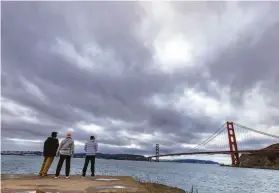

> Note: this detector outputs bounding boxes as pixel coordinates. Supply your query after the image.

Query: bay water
[1,155,278,193]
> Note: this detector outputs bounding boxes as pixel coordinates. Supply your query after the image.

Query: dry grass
[94,181,197,193]
[139,181,186,193]
[137,179,198,193]
[272,163,279,169]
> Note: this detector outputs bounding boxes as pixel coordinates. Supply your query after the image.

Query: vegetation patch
[137,179,198,193]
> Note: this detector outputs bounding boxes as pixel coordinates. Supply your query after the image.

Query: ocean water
[1,155,278,193]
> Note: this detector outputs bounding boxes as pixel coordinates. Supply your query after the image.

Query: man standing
[39,131,59,177]
[55,132,75,179]
[82,136,98,177]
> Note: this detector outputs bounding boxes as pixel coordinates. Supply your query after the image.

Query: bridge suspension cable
[189,123,226,151]
[150,121,279,163]
[235,123,279,139]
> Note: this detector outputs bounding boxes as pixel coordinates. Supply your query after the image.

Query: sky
[1,1,279,164]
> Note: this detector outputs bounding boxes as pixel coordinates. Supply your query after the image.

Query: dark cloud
[1,1,279,162]
[1,120,56,139]
[208,22,279,93]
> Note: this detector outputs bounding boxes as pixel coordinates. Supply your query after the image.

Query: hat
[66,132,72,137]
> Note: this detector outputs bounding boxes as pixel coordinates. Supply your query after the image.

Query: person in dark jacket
[39,131,59,176]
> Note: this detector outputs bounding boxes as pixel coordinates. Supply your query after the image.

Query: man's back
[82,136,98,177]
[85,139,98,156]
[44,137,59,157]
[58,137,75,156]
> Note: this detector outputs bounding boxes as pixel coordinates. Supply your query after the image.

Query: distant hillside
[162,159,219,165]
[75,153,148,161]
[1,151,149,161]
[1,151,220,164]
[1,151,42,156]
[239,143,279,169]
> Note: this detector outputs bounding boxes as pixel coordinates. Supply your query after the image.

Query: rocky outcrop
[239,143,279,169]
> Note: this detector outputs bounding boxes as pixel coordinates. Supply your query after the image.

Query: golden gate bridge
[148,122,279,166]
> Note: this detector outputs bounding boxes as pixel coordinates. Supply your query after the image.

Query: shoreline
[1,154,149,162]
[1,174,188,193]
[1,154,219,165]
[220,164,279,170]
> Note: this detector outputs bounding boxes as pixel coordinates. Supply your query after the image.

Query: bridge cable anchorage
[189,123,226,151]
[235,123,279,139]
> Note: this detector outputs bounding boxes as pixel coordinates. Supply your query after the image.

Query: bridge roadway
[148,149,279,158]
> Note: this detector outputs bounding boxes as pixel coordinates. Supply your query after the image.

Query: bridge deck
[148,149,279,158]
[1,174,149,193]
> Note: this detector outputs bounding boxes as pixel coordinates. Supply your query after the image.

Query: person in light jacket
[54,132,75,179]
[82,136,98,177]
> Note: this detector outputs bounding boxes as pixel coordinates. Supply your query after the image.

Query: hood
[65,137,73,141]
[61,137,74,147]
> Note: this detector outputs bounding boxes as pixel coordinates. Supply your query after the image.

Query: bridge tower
[155,144,160,162]
[226,122,239,166]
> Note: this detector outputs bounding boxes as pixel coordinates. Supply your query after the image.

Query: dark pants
[55,155,71,177]
[82,155,96,176]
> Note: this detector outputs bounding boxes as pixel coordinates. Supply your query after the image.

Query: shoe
[65,176,70,179]
[81,176,85,178]
[54,176,59,179]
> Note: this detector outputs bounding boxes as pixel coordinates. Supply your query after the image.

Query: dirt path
[1,174,150,193]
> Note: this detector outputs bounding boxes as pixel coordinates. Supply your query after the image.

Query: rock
[239,143,279,169]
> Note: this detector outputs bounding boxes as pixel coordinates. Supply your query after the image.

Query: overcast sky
[1,1,279,164]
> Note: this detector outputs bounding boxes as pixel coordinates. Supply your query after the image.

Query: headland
[1,174,186,193]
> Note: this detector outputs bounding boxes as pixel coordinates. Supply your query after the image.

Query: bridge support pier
[155,144,159,162]
[226,122,239,166]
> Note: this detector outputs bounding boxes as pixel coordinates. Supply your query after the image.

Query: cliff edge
[1,174,187,193]
[239,143,279,169]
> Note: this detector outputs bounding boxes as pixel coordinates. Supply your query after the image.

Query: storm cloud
[1,1,279,163]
